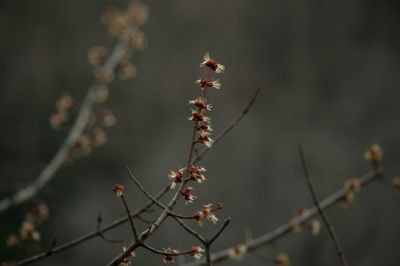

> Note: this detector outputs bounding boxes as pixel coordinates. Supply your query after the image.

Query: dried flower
[200,53,225,74]
[198,131,214,148]
[88,46,108,66]
[20,221,41,241]
[163,248,177,264]
[189,97,212,111]
[190,246,205,260]
[345,179,361,193]
[228,245,247,260]
[364,143,383,166]
[275,253,290,266]
[112,184,124,197]
[194,211,204,227]
[203,204,218,224]
[189,165,207,184]
[308,219,321,236]
[168,169,184,190]
[182,187,196,204]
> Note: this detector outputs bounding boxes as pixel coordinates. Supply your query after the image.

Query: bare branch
[298,144,348,266]
[97,212,123,244]
[120,195,138,240]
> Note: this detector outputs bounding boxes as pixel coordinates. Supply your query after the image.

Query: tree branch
[183,167,384,266]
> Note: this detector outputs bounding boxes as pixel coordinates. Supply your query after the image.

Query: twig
[204,219,230,266]
[183,167,384,266]
[97,212,123,243]
[298,144,349,266]
[0,35,130,214]
[120,195,138,240]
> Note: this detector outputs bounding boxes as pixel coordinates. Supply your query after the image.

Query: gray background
[1,0,399,265]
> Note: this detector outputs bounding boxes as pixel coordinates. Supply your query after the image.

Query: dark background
[1,0,400,265]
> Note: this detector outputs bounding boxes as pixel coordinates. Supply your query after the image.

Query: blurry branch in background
[298,144,348,266]
[0,2,148,215]
[6,86,261,266]
[183,167,384,266]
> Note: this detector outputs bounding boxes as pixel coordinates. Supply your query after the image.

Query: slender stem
[298,144,349,266]
[120,195,138,240]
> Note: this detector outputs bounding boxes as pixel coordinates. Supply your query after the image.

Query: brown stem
[298,144,349,266]
[120,195,138,240]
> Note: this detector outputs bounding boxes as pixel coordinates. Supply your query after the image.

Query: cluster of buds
[168,168,184,190]
[194,203,223,226]
[275,253,290,266]
[228,245,247,260]
[188,53,225,149]
[112,184,124,198]
[120,245,136,266]
[163,248,178,264]
[189,165,207,184]
[190,246,205,260]
[182,187,197,204]
[363,143,383,166]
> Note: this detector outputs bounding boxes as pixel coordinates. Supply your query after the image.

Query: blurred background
[1,0,400,265]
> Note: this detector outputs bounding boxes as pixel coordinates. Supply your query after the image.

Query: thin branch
[193,87,261,164]
[208,218,230,244]
[0,35,130,214]
[120,195,138,240]
[97,212,123,244]
[183,167,384,266]
[298,144,349,266]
